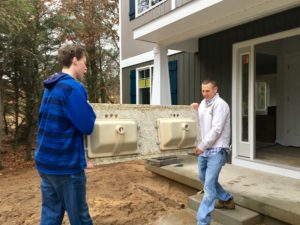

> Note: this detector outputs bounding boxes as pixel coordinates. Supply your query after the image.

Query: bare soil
[0,148,197,225]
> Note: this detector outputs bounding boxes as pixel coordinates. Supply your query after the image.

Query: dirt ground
[0,148,197,225]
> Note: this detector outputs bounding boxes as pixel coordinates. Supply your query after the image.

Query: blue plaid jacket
[34,73,96,175]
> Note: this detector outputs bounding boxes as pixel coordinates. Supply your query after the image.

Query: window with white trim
[136,65,153,104]
[136,0,166,17]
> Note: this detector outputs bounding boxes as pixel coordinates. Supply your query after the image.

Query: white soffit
[133,0,300,46]
[120,50,181,68]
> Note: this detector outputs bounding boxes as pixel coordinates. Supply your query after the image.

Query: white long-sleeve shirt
[197,94,230,152]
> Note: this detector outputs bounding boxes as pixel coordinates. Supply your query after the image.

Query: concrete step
[188,194,263,225]
[145,155,300,224]
[153,208,222,225]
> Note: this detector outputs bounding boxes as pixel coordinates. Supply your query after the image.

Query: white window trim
[136,65,154,104]
[135,0,167,18]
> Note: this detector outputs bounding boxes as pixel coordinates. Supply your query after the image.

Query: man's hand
[195,147,203,156]
[86,160,94,169]
[190,102,199,110]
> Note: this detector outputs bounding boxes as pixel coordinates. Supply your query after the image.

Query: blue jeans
[197,149,232,225]
[39,171,93,225]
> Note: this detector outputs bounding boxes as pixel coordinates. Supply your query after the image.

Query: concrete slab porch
[145,155,300,225]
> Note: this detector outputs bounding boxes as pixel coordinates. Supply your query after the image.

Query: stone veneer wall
[87,104,201,165]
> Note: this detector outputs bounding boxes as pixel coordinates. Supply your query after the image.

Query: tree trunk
[86,45,99,103]
[13,74,20,149]
[100,74,107,103]
[3,108,8,136]
[24,3,40,161]
[24,91,35,161]
[0,75,4,170]
[98,51,107,103]
[24,123,34,161]
[24,41,40,161]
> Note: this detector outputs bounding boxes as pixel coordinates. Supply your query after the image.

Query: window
[136,65,153,104]
[136,0,166,17]
[241,54,249,142]
[255,81,268,115]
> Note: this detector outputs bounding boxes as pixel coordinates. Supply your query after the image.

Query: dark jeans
[39,171,93,225]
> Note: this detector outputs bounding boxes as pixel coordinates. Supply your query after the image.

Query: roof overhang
[133,0,300,47]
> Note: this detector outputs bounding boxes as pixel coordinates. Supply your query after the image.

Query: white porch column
[151,44,171,105]
[171,0,176,10]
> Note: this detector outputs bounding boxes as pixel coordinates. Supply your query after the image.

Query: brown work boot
[215,198,235,209]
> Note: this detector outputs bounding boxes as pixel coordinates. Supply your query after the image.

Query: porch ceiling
[133,0,300,47]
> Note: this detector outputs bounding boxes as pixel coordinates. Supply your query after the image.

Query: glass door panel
[233,45,255,159]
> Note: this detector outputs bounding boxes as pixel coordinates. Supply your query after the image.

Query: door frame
[231,27,300,179]
[232,46,255,160]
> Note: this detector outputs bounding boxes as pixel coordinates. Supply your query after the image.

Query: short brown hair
[202,79,218,87]
[58,44,86,68]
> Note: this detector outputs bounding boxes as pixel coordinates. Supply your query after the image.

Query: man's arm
[65,88,96,135]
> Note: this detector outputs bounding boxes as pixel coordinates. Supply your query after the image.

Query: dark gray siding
[122,52,199,105]
[198,6,300,105]
[168,52,200,104]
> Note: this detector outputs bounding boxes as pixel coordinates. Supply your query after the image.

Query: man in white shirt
[191,79,235,225]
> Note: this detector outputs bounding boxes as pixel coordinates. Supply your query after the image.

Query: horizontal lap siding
[175,0,193,8]
[131,0,172,29]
